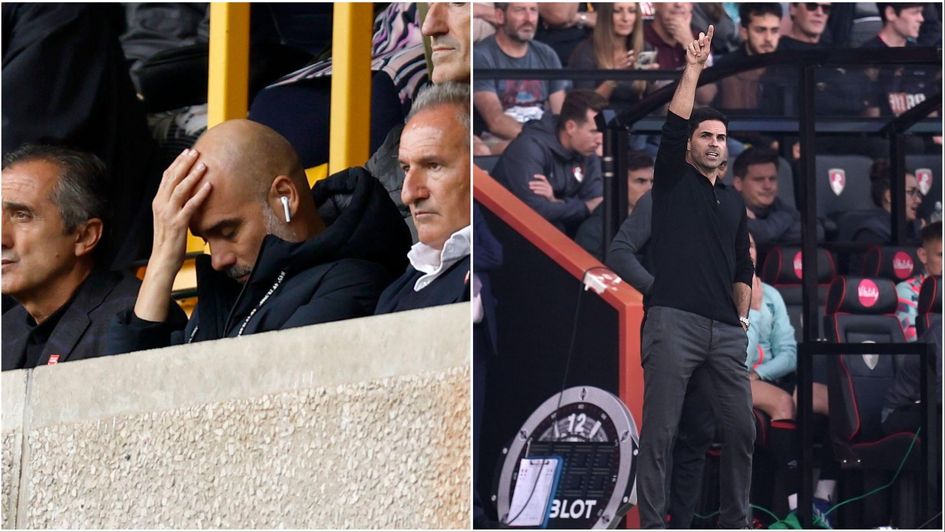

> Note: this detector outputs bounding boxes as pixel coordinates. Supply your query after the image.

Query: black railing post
[889,132,906,245]
[602,124,617,262]
[796,63,819,530]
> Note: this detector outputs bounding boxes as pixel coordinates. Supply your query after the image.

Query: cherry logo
[892,251,914,279]
[793,252,803,279]
[857,279,880,308]
[915,168,933,196]
[828,168,845,196]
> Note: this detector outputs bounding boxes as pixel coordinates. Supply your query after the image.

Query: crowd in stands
[475,3,941,528]
[3,3,472,371]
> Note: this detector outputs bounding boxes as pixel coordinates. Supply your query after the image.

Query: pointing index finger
[706,24,715,44]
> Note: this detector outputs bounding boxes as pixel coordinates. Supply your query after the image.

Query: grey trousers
[637,306,755,529]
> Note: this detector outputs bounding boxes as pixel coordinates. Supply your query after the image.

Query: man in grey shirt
[473,2,570,153]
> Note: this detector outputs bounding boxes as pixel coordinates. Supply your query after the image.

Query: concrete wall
[2,304,470,529]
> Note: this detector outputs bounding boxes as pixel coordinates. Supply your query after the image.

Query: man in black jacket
[636,25,755,529]
[490,89,605,237]
[375,82,471,313]
[2,145,186,370]
[109,120,409,351]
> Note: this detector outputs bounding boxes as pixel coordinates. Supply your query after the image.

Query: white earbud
[280,196,292,223]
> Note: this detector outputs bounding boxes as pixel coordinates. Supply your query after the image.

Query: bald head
[187,120,323,280]
[194,119,308,197]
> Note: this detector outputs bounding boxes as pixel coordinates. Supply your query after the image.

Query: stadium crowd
[3,3,472,369]
[474,2,941,529]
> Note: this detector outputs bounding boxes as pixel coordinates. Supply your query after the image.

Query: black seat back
[825,276,904,443]
[860,245,923,283]
[761,246,837,341]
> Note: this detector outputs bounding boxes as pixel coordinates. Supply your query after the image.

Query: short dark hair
[687,107,729,139]
[732,146,779,179]
[869,159,891,208]
[557,89,607,133]
[738,3,783,28]
[627,151,654,172]
[2,144,110,232]
[876,3,925,23]
[494,3,508,11]
[921,220,942,245]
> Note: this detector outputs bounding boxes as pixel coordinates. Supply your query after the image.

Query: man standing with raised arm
[636,25,755,529]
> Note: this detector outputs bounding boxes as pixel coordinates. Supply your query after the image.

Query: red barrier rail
[474,167,645,528]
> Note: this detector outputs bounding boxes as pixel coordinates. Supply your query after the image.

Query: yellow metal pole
[185,1,250,255]
[207,2,250,127]
[329,3,373,174]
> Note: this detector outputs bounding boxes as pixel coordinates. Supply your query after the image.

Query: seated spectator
[3,3,160,269]
[535,3,595,65]
[643,2,716,103]
[732,146,824,246]
[568,2,654,109]
[473,2,570,154]
[779,2,832,50]
[376,83,471,313]
[896,221,942,342]
[366,1,472,240]
[882,324,943,435]
[575,151,653,260]
[491,89,604,237]
[714,3,785,117]
[1,145,186,370]
[109,120,407,351]
[850,159,925,244]
[862,4,933,117]
[744,232,836,528]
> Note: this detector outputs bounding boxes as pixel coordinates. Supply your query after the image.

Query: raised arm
[667,25,714,120]
[135,149,212,322]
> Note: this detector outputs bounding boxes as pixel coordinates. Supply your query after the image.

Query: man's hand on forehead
[150,148,213,269]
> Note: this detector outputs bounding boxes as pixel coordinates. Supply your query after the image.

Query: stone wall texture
[2,304,471,529]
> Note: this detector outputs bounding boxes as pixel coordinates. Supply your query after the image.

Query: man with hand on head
[636,25,755,529]
[110,120,406,350]
[375,82,471,313]
[2,145,186,370]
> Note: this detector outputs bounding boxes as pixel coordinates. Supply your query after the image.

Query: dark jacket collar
[2,269,119,367]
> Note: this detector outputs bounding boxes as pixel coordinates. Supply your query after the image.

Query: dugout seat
[906,154,942,221]
[824,276,919,471]
[815,155,874,227]
[761,246,837,342]
[916,276,941,338]
[860,246,923,283]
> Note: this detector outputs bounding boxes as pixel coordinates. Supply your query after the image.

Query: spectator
[109,120,408,351]
[535,3,596,65]
[490,89,604,237]
[474,2,569,155]
[1,145,186,370]
[850,159,925,244]
[732,146,824,246]
[365,2,472,241]
[882,326,943,435]
[714,3,785,116]
[779,2,831,49]
[862,4,935,118]
[376,83,472,313]
[575,151,653,259]
[568,3,654,108]
[896,221,942,342]
[643,2,717,103]
[2,4,161,269]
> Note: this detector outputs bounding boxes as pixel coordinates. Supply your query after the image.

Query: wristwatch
[739,316,750,330]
